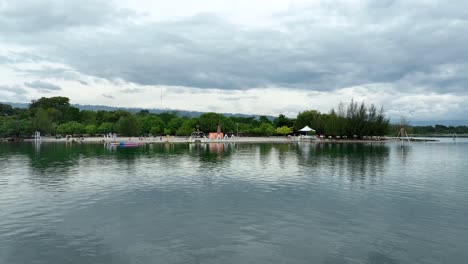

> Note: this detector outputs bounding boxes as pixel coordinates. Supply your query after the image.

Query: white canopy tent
[299,126,316,137]
[299,126,315,132]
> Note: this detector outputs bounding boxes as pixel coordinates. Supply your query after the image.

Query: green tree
[150,126,162,135]
[273,114,293,128]
[136,110,150,116]
[140,115,164,135]
[97,122,114,134]
[295,110,324,134]
[0,118,32,137]
[198,112,223,133]
[167,117,185,134]
[275,126,293,135]
[31,108,53,134]
[85,124,98,135]
[57,121,85,136]
[30,96,71,110]
[116,115,141,136]
[28,97,82,124]
[259,116,272,125]
[0,103,16,116]
[46,107,63,124]
[252,123,275,136]
[80,110,97,125]
[176,119,195,136]
[158,111,178,125]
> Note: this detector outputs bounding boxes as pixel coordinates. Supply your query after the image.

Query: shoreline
[3,136,436,144]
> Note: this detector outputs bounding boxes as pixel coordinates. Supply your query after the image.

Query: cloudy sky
[1,0,467,121]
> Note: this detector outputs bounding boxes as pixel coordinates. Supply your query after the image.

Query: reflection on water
[1,141,468,264]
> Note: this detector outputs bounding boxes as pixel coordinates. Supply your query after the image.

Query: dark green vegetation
[0,96,392,137]
[405,125,468,136]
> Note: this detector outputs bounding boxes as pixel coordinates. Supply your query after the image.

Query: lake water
[1,140,467,264]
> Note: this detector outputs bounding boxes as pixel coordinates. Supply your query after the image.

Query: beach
[20,136,393,144]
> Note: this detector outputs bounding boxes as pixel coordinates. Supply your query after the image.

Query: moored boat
[108,142,144,147]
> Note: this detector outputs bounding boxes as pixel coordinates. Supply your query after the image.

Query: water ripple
[1,142,467,263]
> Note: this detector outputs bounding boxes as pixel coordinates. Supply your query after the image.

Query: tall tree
[31,108,53,134]
[273,114,293,128]
[116,115,142,136]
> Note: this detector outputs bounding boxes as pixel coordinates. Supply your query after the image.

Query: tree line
[1,96,393,138]
[401,124,468,135]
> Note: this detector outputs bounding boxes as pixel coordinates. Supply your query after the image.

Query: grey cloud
[102,94,115,99]
[0,0,133,34]
[167,87,212,95]
[120,88,144,93]
[17,67,82,81]
[0,55,14,64]
[0,51,47,65]
[0,85,29,102]
[79,80,89,86]
[0,85,28,95]
[24,80,61,92]
[221,95,259,101]
[2,0,468,97]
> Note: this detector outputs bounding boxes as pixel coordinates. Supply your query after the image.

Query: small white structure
[299,126,315,133]
[299,126,316,139]
[34,131,41,142]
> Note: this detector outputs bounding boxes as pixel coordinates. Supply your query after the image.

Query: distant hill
[1,102,29,109]
[407,120,468,127]
[1,101,274,120]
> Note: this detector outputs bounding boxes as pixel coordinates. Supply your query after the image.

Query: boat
[190,131,205,143]
[108,142,144,147]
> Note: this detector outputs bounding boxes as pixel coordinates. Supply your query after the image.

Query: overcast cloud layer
[0,0,467,121]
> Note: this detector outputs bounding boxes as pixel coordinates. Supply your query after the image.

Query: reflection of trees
[4,143,144,187]
[273,143,296,169]
[258,144,273,167]
[27,143,110,186]
[296,143,390,185]
[187,143,235,164]
[2,142,392,188]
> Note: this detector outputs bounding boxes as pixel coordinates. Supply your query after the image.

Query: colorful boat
[108,142,144,147]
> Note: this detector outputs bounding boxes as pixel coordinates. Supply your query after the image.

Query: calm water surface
[1,140,467,264]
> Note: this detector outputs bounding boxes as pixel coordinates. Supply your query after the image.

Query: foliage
[273,114,293,128]
[0,117,32,137]
[31,108,53,134]
[176,119,195,136]
[57,121,86,135]
[198,112,223,133]
[251,123,275,136]
[97,122,114,134]
[141,116,164,135]
[276,126,293,135]
[1,96,396,138]
[85,124,98,135]
[30,96,71,110]
[116,115,142,136]
[295,110,323,134]
[0,103,16,116]
[410,124,468,135]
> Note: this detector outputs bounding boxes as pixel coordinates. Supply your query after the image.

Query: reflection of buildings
[209,143,224,154]
[189,142,227,154]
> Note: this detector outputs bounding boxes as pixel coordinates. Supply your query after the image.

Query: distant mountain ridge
[1,101,274,120]
[407,120,468,127]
